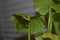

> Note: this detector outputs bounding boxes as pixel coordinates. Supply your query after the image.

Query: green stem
[28,23,30,40]
[48,0,52,32]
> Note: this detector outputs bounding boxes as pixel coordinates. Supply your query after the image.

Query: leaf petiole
[48,0,52,32]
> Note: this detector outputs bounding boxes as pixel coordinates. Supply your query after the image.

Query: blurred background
[0,0,34,40]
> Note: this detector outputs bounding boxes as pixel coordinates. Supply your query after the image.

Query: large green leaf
[29,16,46,34]
[10,14,29,32]
[33,0,60,15]
[33,0,49,15]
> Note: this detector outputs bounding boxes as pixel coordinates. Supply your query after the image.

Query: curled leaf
[10,14,29,32]
[42,33,60,40]
[35,35,43,40]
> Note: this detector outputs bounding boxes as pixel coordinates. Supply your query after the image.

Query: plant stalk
[48,0,52,32]
[28,23,30,40]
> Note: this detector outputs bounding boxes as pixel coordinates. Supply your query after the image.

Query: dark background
[0,0,34,40]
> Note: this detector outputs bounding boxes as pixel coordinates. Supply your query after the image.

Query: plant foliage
[10,0,60,40]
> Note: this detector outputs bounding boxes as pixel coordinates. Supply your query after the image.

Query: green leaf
[33,0,60,15]
[55,4,60,13]
[53,0,60,4]
[42,32,60,40]
[33,0,49,15]
[29,16,46,34]
[10,14,46,34]
[35,32,60,40]
[53,13,60,22]
[52,0,60,13]
[53,22,60,37]
[52,4,60,13]
[35,35,43,40]
[53,13,60,37]
[10,14,30,32]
